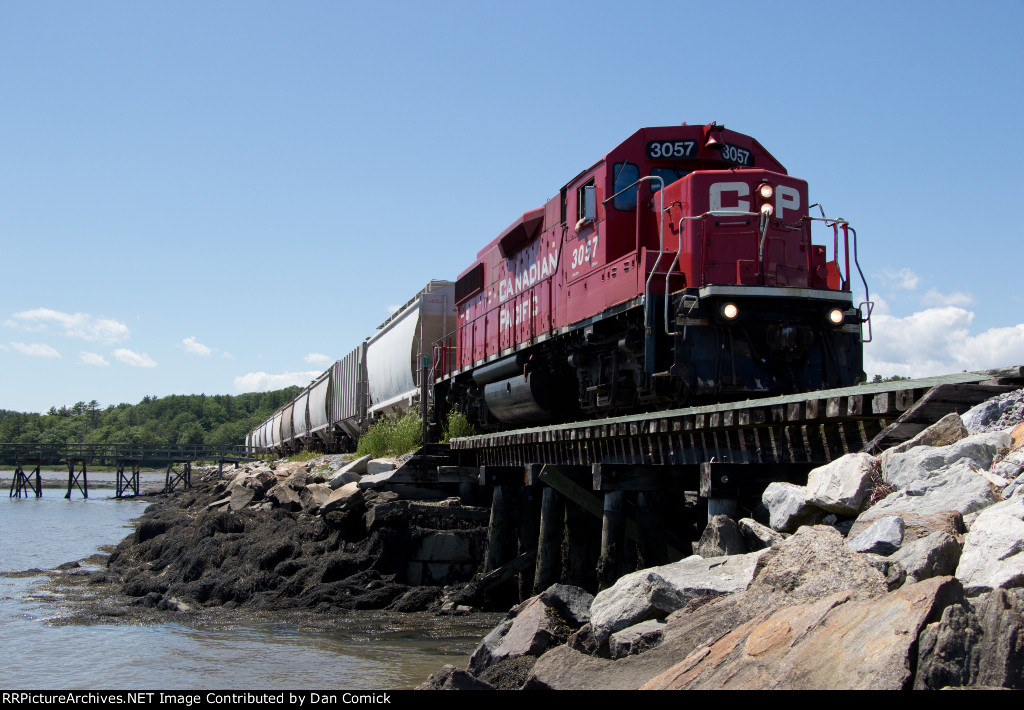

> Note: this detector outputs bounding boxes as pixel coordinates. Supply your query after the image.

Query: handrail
[0,443,258,465]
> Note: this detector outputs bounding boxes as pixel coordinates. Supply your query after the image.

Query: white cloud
[221,351,235,360]
[234,370,321,392]
[303,352,332,365]
[7,308,130,344]
[181,336,213,357]
[80,351,110,366]
[113,348,157,368]
[10,342,61,358]
[921,288,975,308]
[386,304,401,314]
[864,306,1024,378]
[879,268,920,291]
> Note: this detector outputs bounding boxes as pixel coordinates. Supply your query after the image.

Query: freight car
[248,122,869,452]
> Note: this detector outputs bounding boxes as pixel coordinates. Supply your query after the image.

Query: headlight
[760,203,774,215]
[758,183,774,199]
[827,308,845,325]
[721,303,739,320]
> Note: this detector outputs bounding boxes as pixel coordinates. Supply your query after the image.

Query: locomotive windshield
[650,167,690,193]
[612,162,691,210]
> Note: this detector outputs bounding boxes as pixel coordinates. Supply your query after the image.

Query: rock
[880,412,969,463]
[589,549,768,643]
[319,482,363,515]
[889,531,962,584]
[848,510,965,544]
[537,583,594,627]
[962,388,1024,433]
[640,577,963,689]
[993,448,1024,494]
[366,459,397,475]
[860,554,907,591]
[338,455,372,476]
[266,484,302,511]
[737,518,786,551]
[228,484,256,511]
[915,588,1024,688]
[805,453,877,515]
[745,526,888,610]
[883,431,1013,491]
[475,656,537,690]
[299,483,334,513]
[956,496,1024,596]
[565,623,601,656]
[327,470,362,489]
[762,482,827,532]
[696,515,748,557]
[358,471,395,489]
[609,619,666,659]
[415,664,495,690]
[846,515,905,556]
[284,468,310,491]
[855,460,999,526]
[467,587,586,675]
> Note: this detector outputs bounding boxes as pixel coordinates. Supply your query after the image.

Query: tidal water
[0,472,496,690]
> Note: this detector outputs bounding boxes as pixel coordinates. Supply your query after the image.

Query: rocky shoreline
[420,388,1024,689]
[86,454,497,615]
[51,387,1024,689]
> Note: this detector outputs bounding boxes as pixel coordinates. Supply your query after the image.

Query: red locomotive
[434,122,869,428]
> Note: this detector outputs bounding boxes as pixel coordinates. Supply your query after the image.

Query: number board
[646,140,697,160]
[719,143,753,166]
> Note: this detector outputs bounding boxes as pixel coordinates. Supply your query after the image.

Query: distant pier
[2,444,261,499]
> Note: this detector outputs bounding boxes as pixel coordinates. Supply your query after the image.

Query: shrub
[355,412,423,458]
[442,410,476,442]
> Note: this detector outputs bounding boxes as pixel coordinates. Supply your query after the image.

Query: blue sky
[2,0,1022,413]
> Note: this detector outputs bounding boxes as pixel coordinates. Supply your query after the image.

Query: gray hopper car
[247,280,455,455]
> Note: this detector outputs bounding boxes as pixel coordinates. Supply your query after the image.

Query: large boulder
[879,412,969,464]
[762,482,827,532]
[416,665,495,690]
[590,550,768,643]
[962,388,1024,433]
[915,587,1024,688]
[805,453,877,516]
[640,577,963,690]
[883,431,1012,490]
[855,460,999,527]
[889,531,962,585]
[846,516,905,556]
[847,510,965,544]
[467,584,593,676]
[744,526,888,611]
[737,518,786,551]
[955,496,1024,596]
[696,515,748,557]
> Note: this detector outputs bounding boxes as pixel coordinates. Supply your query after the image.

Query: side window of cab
[612,162,638,210]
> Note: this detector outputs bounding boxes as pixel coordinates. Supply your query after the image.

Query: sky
[1,0,1022,414]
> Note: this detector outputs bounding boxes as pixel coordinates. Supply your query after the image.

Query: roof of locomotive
[464,123,788,271]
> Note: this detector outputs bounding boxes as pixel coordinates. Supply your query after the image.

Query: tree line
[0,388,300,447]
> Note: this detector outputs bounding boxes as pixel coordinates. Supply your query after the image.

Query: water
[0,473,496,690]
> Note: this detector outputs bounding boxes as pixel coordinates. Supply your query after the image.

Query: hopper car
[249,123,870,454]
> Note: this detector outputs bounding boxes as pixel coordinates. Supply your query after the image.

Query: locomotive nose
[766,324,814,360]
